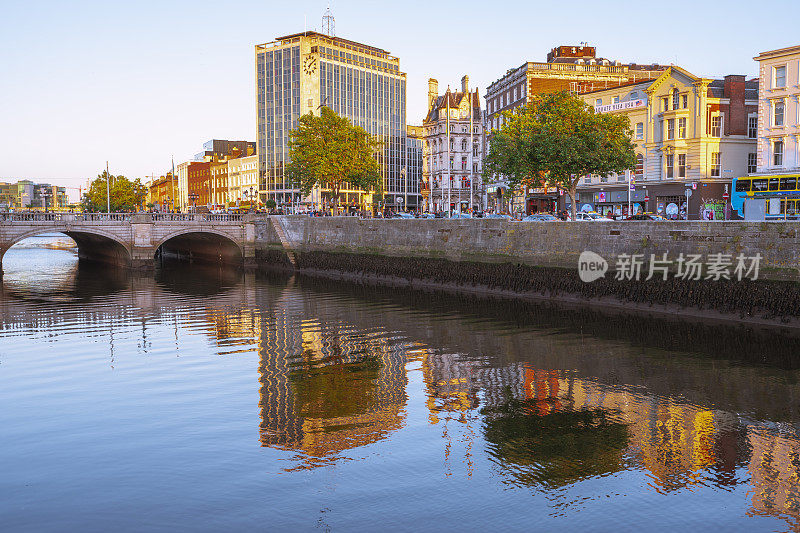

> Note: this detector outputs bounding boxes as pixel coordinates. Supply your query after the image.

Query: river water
[2,235,800,532]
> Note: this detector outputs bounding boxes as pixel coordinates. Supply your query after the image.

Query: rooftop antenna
[322,3,335,37]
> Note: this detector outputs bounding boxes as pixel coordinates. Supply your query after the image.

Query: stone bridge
[0,213,261,270]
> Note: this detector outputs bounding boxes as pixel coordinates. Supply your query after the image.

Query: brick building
[484,45,667,214]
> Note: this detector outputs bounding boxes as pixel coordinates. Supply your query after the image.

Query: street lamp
[188,192,199,213]
[40,188,52,213]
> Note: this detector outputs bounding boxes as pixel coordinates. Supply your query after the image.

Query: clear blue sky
[2,0,798,198]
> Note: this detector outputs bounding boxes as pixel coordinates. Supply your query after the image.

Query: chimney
[723,74,746,136]
[461,75,469,94]
[428,78,439,111]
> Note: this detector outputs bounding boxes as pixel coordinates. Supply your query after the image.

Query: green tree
[483,92,636,220]
[286,107,382,209]
[81,171,148,212]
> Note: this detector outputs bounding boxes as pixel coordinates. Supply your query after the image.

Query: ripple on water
[1,237,800,532]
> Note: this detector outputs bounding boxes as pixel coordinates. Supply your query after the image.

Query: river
[2,235,800,532]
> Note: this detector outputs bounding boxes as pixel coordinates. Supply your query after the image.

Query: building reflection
[420,349,800,528]
[2,259,800,528]
[257,303,407,468]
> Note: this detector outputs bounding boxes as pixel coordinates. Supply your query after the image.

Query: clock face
[303,56,317,75]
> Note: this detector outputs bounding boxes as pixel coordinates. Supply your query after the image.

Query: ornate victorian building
[422,76,484,213]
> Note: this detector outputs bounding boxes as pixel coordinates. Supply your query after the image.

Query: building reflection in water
[256,294,407,470]
[3,253,800,528]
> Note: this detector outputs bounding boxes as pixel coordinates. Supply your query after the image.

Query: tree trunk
[570,184,578,221]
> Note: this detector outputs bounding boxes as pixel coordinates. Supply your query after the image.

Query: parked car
[623,213,665,221]
[573,212,611,221]
[416,213,436,219]
[484,213,512,220]
[522,214,560,222]
[448,212,472,219]
[392,212,415,219]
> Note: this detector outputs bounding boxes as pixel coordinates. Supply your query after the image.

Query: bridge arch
[1,228,131,269]
[155,229,243,266]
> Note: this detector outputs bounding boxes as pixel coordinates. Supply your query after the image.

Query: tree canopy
[81,171,147,212]
[286,107,382,205]
[483,91,636,218]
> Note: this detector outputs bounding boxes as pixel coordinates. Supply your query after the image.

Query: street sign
[723,192,730,200]
[645,195,650,202]
[396,196,403,204]
[692,183,697,190]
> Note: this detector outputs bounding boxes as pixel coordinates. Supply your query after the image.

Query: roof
[754,44,800,61]
[424,89,482,123]
[706,79,759,99]
[271,31,392,57]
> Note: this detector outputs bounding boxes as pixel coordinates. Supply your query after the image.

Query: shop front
[640,181,729,220]
[526,188,558,215]
[569,188,647,217]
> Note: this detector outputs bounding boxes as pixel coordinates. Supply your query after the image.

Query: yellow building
[576,66,758,219]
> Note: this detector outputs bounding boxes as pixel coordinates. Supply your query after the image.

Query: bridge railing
[0,212,250,223]
[0,212,65,222]
[148,213,244,222]
[78,213,132,222]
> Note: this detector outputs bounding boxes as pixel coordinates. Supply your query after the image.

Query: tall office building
[255,31,413,211]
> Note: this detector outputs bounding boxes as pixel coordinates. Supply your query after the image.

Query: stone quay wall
[255,217,800,281]
[251,217,800,327]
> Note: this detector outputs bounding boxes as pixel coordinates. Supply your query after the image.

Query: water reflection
[258,313,407,468]
[3,239,800,530]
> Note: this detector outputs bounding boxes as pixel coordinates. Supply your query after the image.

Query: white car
[574,212,611,221]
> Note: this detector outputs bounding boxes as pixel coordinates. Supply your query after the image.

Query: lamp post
[40,188,52,213]
[188,192,199,214]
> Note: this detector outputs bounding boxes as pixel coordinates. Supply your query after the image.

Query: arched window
[672,89,679,110]
[635,154,644,177]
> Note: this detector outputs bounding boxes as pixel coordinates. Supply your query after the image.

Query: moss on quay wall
[274,250,800,324]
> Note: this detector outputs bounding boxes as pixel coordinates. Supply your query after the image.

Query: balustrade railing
[0,212,250,223]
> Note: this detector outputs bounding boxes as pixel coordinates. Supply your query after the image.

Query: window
[681,94,688,109]
[748,116,758,138]
[672,89,679,110]
[710,152,721,176]
[748,153,757,173]
[630,91,638,99]
[461,157,467,170]
[774,140,784,166]
[613,96,619,104]
[775,65,787,88]
[678,154,686,177]
[636,122,644,140]
[780,177,797,190]
[662,97,669,112]
[667,119,675,140]
[752,178,768,191]
[769,177,781,191]
[736,179,752,192]
[678,118,686,139]
[635,154,644,177]
[774,100,785,126]
[710,115,722,137]
[596,98,602,106]
[666,154,674,178]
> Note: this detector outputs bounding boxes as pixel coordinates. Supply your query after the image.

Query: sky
[2,0,799,200]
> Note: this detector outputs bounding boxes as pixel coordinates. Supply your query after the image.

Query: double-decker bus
[732,174,800,220]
